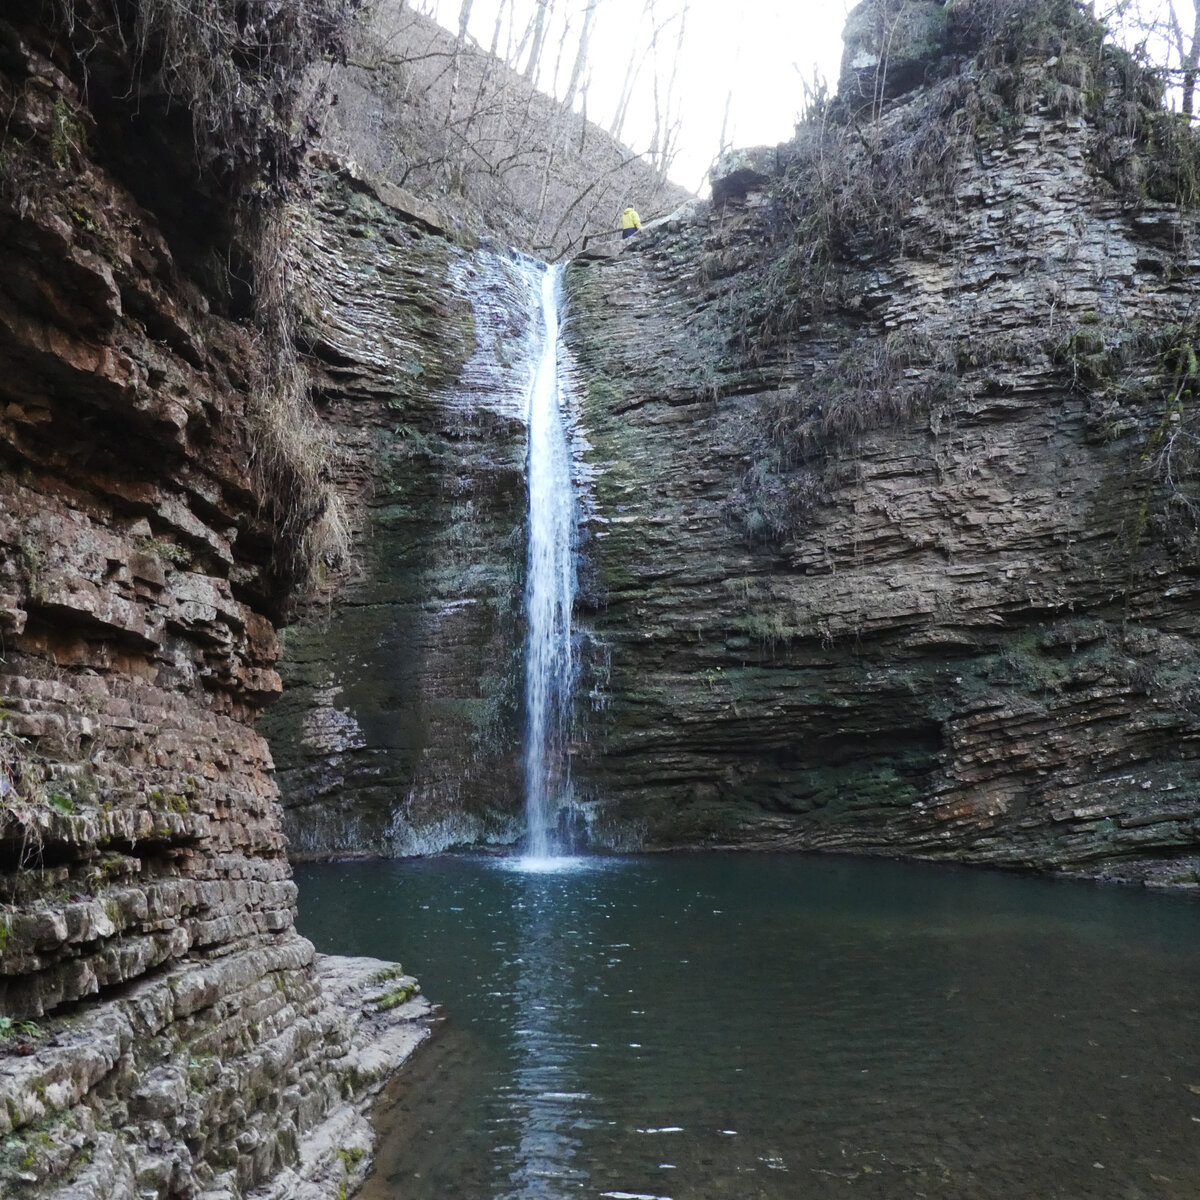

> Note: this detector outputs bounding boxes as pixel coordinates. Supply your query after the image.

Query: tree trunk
[523,0,551,83]
[608,0,654,140]
[489,0,507,56]
[657,1,689,179]
[563,0,598,111]
[445,2,472,137]
[1183,4,1200,116]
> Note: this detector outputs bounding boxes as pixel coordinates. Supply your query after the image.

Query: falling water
[522,261,576,859]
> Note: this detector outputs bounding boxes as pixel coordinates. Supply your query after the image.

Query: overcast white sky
[416,0,1191,194]
[418,0,852,192]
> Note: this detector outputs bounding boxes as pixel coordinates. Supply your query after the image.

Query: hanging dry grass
[41,0,358,600]
[243,206,350,599]
[52,0,357,196]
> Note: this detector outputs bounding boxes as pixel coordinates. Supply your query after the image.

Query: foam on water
[501,854,592,876]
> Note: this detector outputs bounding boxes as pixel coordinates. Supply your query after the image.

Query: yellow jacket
[621,206,642,230]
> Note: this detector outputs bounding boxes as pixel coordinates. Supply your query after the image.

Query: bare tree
[1100,0,1200,117]
[609,0,654,140]
[488,0,508,55]
[447,0,474,131]
[522,0,551,82]
[640,0,689,179]
[1167,0,1200,114]
[656,0,689,178]
[562,0,597,112]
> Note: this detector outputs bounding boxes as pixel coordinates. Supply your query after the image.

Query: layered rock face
[0,10,428,1199]
[260,174,538,856]
[563,7,1200,885]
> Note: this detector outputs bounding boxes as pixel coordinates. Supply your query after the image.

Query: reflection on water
[295,854,1200,1200]
[503,869,586,1197]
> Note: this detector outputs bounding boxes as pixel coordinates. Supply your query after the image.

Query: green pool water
[295,854,1200,1199]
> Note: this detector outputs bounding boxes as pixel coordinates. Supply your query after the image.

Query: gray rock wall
[563,67,1200,886]
[259,174,540,856]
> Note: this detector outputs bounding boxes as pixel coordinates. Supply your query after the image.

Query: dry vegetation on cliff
[53,0,354,195]
[2,0,359,602]
[724,0,1200,546]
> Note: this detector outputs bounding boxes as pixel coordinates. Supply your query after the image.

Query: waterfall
[522,261,576,859]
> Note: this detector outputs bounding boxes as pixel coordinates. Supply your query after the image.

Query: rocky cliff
[262,0,1200,888]
[259,173,537,857]
[563,0,1200,887]
[7,1,1197,1190]
[0,4,430,1197]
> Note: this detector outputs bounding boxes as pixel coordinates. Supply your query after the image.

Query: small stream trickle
[520,261,577,860]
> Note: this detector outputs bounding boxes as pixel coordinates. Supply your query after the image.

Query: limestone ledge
[0,948,431,1200]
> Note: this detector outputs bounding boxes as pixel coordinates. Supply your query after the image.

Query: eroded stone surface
[261,188,537,857]
[563,50,1200,886]
[0,13,431,1199]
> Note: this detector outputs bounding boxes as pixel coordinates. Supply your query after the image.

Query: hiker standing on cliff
[621,206,642,238]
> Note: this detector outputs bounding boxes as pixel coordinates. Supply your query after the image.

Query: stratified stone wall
[564,65,1200,886]
[259,168,535,857]
[0,15,429,1200]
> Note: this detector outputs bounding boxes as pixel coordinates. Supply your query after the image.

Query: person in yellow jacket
[621,206,642,239]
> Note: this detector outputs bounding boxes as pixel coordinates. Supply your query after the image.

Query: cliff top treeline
[314,1,690,257]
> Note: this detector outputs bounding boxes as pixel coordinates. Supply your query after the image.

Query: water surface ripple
[295,854,1200,1199]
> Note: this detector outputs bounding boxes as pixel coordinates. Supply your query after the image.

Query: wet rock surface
[258,172,537,857]
[564,71,1200,886]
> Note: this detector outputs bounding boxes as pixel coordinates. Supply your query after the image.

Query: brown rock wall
[0,13,429,1200]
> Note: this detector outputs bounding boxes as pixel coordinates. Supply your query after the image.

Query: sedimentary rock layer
[259,174,538,856]
[563,27,1200,886]
[0,11,430,1198]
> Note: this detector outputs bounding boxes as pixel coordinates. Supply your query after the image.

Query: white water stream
[521,261,577,859]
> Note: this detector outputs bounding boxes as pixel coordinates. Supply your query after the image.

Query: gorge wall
[0,4,431,1198]
[563,0,1200,887]
[5,0,1200,1192]
[268,0,1200,889]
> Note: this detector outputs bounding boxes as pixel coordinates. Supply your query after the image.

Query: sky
[414,0,1194,195]
[416,0,852,192]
